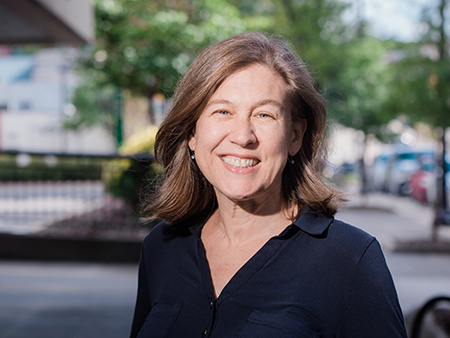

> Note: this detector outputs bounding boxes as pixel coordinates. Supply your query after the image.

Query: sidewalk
[337,191,450,251]
[0,261,138,338]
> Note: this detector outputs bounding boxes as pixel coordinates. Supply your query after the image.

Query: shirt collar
[290,204,334,237]
[189,204,333,239]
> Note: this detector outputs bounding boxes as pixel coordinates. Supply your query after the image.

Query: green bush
[102,125,160,213]
[102,155,158,212]
[0,154,103,181]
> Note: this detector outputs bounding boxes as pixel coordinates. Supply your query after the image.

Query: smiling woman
[141,32,342,223]
[188,64,304,207]
[130,32,408,338]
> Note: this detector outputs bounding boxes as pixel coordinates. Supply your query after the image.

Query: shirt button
[209,301,214,309]
[201,328,208,336]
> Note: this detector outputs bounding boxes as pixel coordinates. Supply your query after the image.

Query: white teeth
[221,156,259,169]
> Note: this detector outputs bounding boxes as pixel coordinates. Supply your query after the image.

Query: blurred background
[1,0,450,337]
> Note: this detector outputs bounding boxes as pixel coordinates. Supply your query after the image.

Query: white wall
[0,112,116,154]
[0,82,60,112]
[0,49,117,154]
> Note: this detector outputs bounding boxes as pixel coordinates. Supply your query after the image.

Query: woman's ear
[188,131,196,151]
[289,119,307,156]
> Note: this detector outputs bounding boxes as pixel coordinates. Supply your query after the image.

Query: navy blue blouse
[130,208,407,338]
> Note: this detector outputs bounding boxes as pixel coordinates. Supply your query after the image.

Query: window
[18,100,32,110]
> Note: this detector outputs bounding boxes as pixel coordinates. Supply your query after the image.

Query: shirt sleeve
[129,244,152,338]
[339,238,408,337]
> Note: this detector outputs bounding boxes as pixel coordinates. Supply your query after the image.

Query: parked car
[370,153,394,192]
[384,149,434,196]
[410,154,436,204]
[410,153,450,205]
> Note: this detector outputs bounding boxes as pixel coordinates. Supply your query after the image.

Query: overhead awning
[0,0,94,45]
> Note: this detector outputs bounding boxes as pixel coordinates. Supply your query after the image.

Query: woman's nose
[229,118,257,147]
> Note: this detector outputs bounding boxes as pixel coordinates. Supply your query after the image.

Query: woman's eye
[257,112,272,118]
[216,110,230,115]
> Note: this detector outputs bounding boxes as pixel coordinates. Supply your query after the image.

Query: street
[0,262,138,338]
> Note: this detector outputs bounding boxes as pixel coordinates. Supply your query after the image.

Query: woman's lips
[221,155,260,169]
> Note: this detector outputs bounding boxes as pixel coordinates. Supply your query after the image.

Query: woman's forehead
[207,64,288,102]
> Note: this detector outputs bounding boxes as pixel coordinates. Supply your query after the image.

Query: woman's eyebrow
[206,98,284,109]
[205,99,233,109]
[252,99,284,110]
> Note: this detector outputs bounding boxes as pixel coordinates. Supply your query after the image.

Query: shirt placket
[195,233,290,337]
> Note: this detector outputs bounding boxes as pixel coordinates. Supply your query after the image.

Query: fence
[0,151,155,241]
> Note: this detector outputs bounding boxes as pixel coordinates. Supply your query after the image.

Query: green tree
[266,0,398,136]
[65,77,116,130]
[385,0,450,230]
[69,0,270,132]
[271,0,350,89]
[332,37,400,193]
[329,37,397,134]
[387,2,450,128]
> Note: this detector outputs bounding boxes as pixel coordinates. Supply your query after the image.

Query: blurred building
[0,49,116,154]
[0,0,93,45]
[0,0,116,154]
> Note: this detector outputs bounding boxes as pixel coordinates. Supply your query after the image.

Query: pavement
[339,192,450,251]
[0,262,138,338]
[1,192,450,337]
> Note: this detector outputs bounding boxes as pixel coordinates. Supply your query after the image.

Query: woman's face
[189,64,306,206]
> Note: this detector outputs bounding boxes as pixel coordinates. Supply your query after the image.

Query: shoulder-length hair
[141,31,346,224]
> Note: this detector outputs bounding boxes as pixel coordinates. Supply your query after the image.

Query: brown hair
[142,31,346,224]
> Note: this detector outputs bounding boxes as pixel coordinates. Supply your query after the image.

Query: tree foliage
[271,0,350,83]
[329,37,398,135]
[385,0,450,129]
[87,0,264,97]
[71,0,404,141]
[65,77,116,130]
[69,0,272,130]
[264,0,399,136]
[382,0,450,221]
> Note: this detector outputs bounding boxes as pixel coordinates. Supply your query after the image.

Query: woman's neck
[205,193,292,244]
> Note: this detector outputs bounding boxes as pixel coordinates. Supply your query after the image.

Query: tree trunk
[432,128,448,240]
[360,134,368,196]
[431,0,449,239]
[442,129,448,214]
[114,87,123,147]
[145,78,161,125]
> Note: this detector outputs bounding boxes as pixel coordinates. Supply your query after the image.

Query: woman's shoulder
[325,217,385,268]
[143,220,167,239]
[295,209,381,264]
[296,208,375,247]
[141,221,168,251]
[142,219,198,249]
[330,217,375,244]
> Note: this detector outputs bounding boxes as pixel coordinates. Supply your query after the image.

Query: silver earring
[288,156,295,164]
[191,154,195,160]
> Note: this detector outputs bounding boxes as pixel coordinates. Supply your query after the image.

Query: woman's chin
[217,191,252,202]
[215,187,281,206]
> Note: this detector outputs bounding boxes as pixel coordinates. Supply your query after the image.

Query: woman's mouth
[221,156,260,169]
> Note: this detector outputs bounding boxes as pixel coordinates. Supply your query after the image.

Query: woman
[130,31,407,338]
